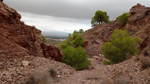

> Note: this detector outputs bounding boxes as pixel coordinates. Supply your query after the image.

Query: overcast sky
[4,0,150,36]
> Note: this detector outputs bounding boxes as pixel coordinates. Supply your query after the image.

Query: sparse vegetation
[25,69,56,84]
[91,10,109,27]
[101,29,141,64]
[41,35,47,43]
[62,46,91,70]
[117,13,130,26]
[140,56,150,69]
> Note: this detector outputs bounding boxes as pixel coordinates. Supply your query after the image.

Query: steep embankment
[0,2,43,60]
[82,3,150,56]
[0,2,62,61]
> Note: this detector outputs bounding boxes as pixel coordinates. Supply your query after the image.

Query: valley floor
[0,54,149,84]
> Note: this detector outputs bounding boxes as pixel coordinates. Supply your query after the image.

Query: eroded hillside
[82,3,150,56]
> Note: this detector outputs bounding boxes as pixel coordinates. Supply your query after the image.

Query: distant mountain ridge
[44,36,67,39]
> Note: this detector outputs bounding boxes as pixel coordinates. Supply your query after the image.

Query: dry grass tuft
[140,56,150,69]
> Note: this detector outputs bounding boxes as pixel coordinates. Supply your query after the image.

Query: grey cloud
[4,0,150,20]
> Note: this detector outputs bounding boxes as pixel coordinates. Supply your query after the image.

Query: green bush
[41,35,47,43]
[58,39,73,51]
[58,33,73,51]
[101,29,141,64]
[58,29,89,70]
[117,13,130,26]
[62,46,91,70]
[73,35,84,47]
[58,29,85,51]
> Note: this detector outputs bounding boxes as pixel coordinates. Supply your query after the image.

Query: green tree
[58,29,85,51]
[117,13,130,26]
[91,10,109,27]
[79,29,84,35]
[62,46,91,70]
[101,29,141,64]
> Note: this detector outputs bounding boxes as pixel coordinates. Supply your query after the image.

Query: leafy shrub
[58,29,85,51]
[73,35,84,47]
[58,29,90,70]
[58,35,73,51]
[62,46,91,70]
[117,13,130,26]
[140,56,150,69]
[41,35,47,43]
[101,29,141,64]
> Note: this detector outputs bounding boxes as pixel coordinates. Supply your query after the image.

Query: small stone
[22,61,30,67]
[99,54,102,56]
[93,56,99,60]
[81,80,86,83]
[57,75,61,78]
[2,71,9,76]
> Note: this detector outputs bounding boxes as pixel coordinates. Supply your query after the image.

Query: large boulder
[41,43,62,62]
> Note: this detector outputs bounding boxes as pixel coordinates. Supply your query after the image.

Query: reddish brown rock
[0,3,44,61]
[0,2,63,61]
[41,43,62,62]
